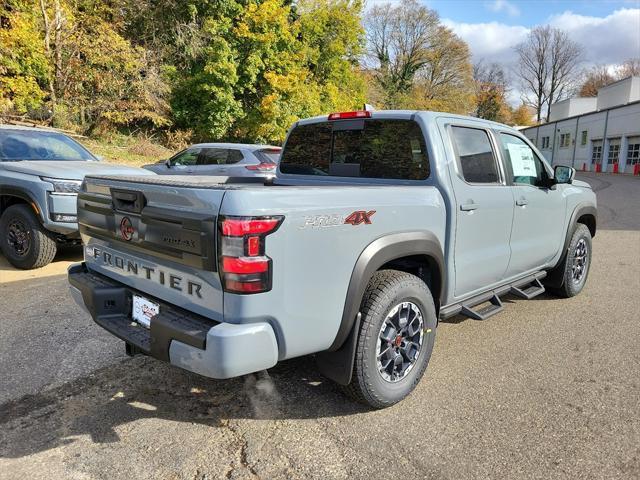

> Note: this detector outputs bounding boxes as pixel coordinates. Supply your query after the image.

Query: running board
[439,271,547,321]
[510,278,545,300]
[461,294,503,320]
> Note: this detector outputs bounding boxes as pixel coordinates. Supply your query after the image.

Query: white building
[521,76,640,173]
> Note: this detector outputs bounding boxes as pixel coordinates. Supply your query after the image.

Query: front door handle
[516,197,528,206]
[460,201,479,211]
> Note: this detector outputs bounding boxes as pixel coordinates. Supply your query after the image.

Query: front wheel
[0,204,57,269]
[343,270,437,409]
[553,223,593,298]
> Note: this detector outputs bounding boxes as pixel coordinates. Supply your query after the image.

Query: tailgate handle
[111,189,146,213]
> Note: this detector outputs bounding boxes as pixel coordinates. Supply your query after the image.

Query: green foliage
[1,0,479,144]
[0,1,49,113]
[171,0,366,143]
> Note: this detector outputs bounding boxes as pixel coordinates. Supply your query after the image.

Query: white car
[143,143,281,178]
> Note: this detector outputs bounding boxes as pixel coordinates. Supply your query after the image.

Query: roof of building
[522,99,640,131]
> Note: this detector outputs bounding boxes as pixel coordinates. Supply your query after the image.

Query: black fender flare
[316,231,445,385]
[544,203,597,288]
[0,186,44,222]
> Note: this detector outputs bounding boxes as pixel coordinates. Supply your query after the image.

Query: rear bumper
[68,263,278,378]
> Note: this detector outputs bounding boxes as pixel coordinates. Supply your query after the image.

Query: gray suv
[0,125,154,269]
[143,143,281,178]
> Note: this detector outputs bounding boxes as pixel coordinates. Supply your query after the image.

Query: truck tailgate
[77,175,229,320]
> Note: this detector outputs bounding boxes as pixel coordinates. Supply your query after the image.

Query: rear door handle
[460,202,479,211]
[516,197,528,206]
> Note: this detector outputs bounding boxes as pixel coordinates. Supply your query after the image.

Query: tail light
[245,163,276,172]
[219,216,283,294]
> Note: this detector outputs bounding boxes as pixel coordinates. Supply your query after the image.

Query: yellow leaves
[235,0,295,45]
[0,4,49,113]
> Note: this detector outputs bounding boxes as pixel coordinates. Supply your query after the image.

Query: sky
[369,0,640,104]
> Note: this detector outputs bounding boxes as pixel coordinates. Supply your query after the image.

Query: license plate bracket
[132,294,159,328]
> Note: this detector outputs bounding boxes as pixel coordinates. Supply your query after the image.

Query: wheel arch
[544,203,597,289]
[316,231,445,385]
[0,187,44,222]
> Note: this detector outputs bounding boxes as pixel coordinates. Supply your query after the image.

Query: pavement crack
[220,419,260,479]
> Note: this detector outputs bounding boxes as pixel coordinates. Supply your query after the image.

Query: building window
[559,133,571,148]
[627,138,640,165]
[607,141,620,165]
[541,136,550,149]
[581,130,587,146]
[591,141,603,164]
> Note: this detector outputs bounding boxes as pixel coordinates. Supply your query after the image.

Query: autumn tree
[579,58,639,97]
[170,0,365,143]
[617,58,640,78]
[0,0,49,114]
[515,25,582,122]
[579,65,615,97]
[510,103,534,126]
[410,25,474,113]
[365,0,439,106]
[364,0,473,113]
[473,61,510,122]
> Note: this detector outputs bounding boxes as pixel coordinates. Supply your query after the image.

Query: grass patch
[80,134,174,168]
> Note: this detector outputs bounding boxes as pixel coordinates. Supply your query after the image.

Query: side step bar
[510,277,545,300]
[461,294,503,320]
[439,271,547,321]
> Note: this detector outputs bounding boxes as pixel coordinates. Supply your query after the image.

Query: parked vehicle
[143,143,281,178]
[69,110,596,408]
[0,124,155,269]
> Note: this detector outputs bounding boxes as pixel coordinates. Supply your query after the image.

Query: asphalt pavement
[1,172,638,479]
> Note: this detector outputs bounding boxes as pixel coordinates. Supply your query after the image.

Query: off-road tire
[553,223,592,298]
[0,204,57,269]
[343,270,437,409]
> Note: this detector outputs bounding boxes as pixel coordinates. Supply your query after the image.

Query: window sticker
[508,143,536,177]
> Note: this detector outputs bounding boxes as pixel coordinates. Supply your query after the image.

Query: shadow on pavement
[0,244,83,279]
[0,352,366,459]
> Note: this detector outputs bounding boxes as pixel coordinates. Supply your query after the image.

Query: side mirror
[165,159,172,168]
[554,165,575,184]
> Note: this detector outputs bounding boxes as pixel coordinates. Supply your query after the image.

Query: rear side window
[280,119,429,180]
[450,126,499,184]
[196,148,243,165]
[171,148,200,166]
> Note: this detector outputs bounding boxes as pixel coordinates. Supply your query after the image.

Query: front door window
[498,134,548,186]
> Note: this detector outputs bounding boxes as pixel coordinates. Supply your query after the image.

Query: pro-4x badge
[344,210,376,225]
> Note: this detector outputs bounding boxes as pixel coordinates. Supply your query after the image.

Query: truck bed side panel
[220,185,446,360]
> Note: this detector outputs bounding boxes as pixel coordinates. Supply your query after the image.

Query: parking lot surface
[1,173,639,479]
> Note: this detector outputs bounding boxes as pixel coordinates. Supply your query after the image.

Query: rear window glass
[280,119,429,180]
[256,149,281,164]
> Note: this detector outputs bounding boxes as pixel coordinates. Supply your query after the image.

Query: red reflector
[224,280,266,293]
[222,256,269,274]
[328,111,371,120]
[221,217,281,236]
[247,235,260,256]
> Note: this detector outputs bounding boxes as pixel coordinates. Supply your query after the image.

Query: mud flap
[315,313,361,385]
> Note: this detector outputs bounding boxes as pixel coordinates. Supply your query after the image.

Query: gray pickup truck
[68,110,596,408]
[0,125,153,269]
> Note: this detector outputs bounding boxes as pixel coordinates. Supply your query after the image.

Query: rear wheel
[0,204,57,269]
[344,270,437,409]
